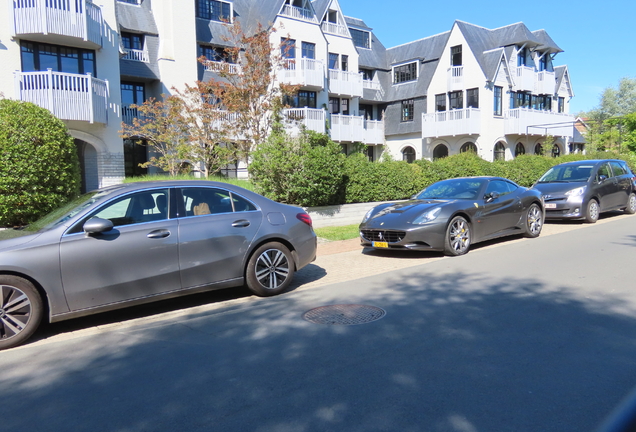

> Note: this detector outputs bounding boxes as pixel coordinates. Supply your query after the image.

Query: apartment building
[1,0,576,190]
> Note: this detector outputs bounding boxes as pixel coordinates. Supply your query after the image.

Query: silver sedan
[0,181,317,350]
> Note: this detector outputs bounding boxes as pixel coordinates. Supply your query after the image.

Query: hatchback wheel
[524,203,543,238]
[246,242,294,296]
[444,216,471,256]
[585,199,600,223]
[625,193,636,215]
[0,276,43,351]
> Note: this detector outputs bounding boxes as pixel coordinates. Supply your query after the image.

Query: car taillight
[296,212,313,227]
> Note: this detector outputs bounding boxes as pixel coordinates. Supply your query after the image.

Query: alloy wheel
[0,284,32,341]
[448,218,470,254]
[254,248,290,290]
[527,205,543,236]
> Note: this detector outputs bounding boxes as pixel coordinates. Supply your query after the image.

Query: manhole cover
[303,304,386,325]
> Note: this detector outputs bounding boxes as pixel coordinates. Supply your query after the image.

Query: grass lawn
[314,224,359,241]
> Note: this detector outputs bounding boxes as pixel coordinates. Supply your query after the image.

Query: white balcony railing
[504,108,575,137]
[279,59,325,89]
[330,114,364,142]
[11,0,103,47]
[283,108,326,135]
[121,105,138,125]
[447,66,463,91]
[422,108,481,138]
[122,48,149,63]
[363,119,384,145]
[15,70,108,124]
[362,79,381,91]
[321,21,349,36]
[204,60,242,75]
[536,70,556,95]
[328,70,363,97]
[279,5,317,23]
[514,66,535,92]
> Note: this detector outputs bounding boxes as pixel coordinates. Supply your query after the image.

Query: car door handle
[232,220,251,228]
[147,229,171,239]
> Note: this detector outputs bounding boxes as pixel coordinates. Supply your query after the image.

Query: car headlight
[361,208,375,223]
[412,207,442,225]
[565,186,587,197]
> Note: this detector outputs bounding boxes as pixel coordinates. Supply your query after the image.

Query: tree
[201,22,299,167]
[585,77,636,121]
[0,99,80,226]
[120,95,191,176]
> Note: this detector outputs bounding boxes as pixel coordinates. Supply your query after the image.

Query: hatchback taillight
[296,212,313,227]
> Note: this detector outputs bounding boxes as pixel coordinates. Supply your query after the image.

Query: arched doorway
[402,146,416,163]
[433,144,448,160]
[515,142,525,157]
[551,144,561,157]
[75,139,99,193]
[534,143,544,156]
[460,142,478,153]
[493,142,506,161]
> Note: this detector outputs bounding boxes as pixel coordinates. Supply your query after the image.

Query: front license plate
[373,241,388,248]
[544,203,557,209]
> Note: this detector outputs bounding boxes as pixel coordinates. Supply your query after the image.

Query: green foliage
[314,224,359,241]
[492,154,555,187]
[249,128,345,206]
[0,99,80,226]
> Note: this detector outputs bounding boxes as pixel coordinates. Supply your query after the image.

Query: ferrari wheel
[444,216,471,256]
[524,203,543,238]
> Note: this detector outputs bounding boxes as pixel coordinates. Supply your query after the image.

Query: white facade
[0,1,576,186]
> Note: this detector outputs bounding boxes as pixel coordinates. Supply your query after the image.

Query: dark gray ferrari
[359,177,544,256]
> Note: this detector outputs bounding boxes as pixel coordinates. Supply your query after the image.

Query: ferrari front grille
[360,230,405,243]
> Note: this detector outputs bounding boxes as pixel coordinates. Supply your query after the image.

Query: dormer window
[451,45,462,66]
[393,61,417,84]
[350,28,370,49]
[517,47,528,67]
[196,0,232,23]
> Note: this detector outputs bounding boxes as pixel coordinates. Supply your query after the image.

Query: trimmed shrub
[249,128,345,206]
[0,99,80,226]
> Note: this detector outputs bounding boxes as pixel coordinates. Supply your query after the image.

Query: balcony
[121,105,138,126]
[514,66,535,92]
[536,70,556,95]
[283,108,326,135]
[363,79,381,91]
[363,120,384,145]
[422,108,481,138]
[504,108,575,137]
[328,70,363,97]
[122,48,149,63]
[204,60,242,75]
[330,114,364,142]
[447,66,463,91]
[279,5,317,23]
[279,59,325,89]
[321,21,349,36]
[11,0,103,48]
[15,70,109,124]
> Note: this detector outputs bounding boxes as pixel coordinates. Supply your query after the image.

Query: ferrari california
[359,177,544,256]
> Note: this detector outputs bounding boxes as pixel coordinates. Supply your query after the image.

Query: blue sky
[339,0,636,115]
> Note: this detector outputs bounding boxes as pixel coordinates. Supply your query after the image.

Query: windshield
[416,179,486,200]
[538,165,593,183]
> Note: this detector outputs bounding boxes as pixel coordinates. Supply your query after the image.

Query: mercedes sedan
[360,177,544,256]
[0,181,317,350]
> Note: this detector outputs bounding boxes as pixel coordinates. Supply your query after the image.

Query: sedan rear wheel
[444,216,471,256]
[0,276,43,351]
[524,203,543,238]
[625,193,636,214]
[585,199,600,223]
[246,242,294,297]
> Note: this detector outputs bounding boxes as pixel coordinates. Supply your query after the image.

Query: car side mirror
[484,191,500,203]
[83,217,114,234]
[598,174,608,183]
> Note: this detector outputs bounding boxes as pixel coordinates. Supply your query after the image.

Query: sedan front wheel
[0,276,43,351]
[444,216,471,256]
[246,242,294,297]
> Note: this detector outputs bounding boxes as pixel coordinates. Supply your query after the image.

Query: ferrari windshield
[537,165,593,183]
[416,178,486,200]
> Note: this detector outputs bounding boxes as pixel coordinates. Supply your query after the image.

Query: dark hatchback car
[533,159,636,223]
[0,181,317,350]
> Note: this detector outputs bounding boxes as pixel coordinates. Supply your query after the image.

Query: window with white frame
[301,42,315,59]
[281,38,296,59]
[401,99,414,122]
[196,0,232,23]
[493,86,503,116]
[451,45,462,66]
[467,88,479,108]
[350,28,370,49]
[435,94,446,112]
[558,97,565,113]
[328,52,339,69]
[449,91,463,110]
[393,62,417,84]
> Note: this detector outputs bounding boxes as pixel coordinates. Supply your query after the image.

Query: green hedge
[0,100,80,226]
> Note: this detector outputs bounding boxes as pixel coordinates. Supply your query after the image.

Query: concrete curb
[305,200,403,228]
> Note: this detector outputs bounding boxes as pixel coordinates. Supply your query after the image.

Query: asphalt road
[2,214,636,432]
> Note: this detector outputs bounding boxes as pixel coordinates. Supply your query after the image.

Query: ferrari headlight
[361,208,374,223]
[565,186,586,198]
[412,207,442,225]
